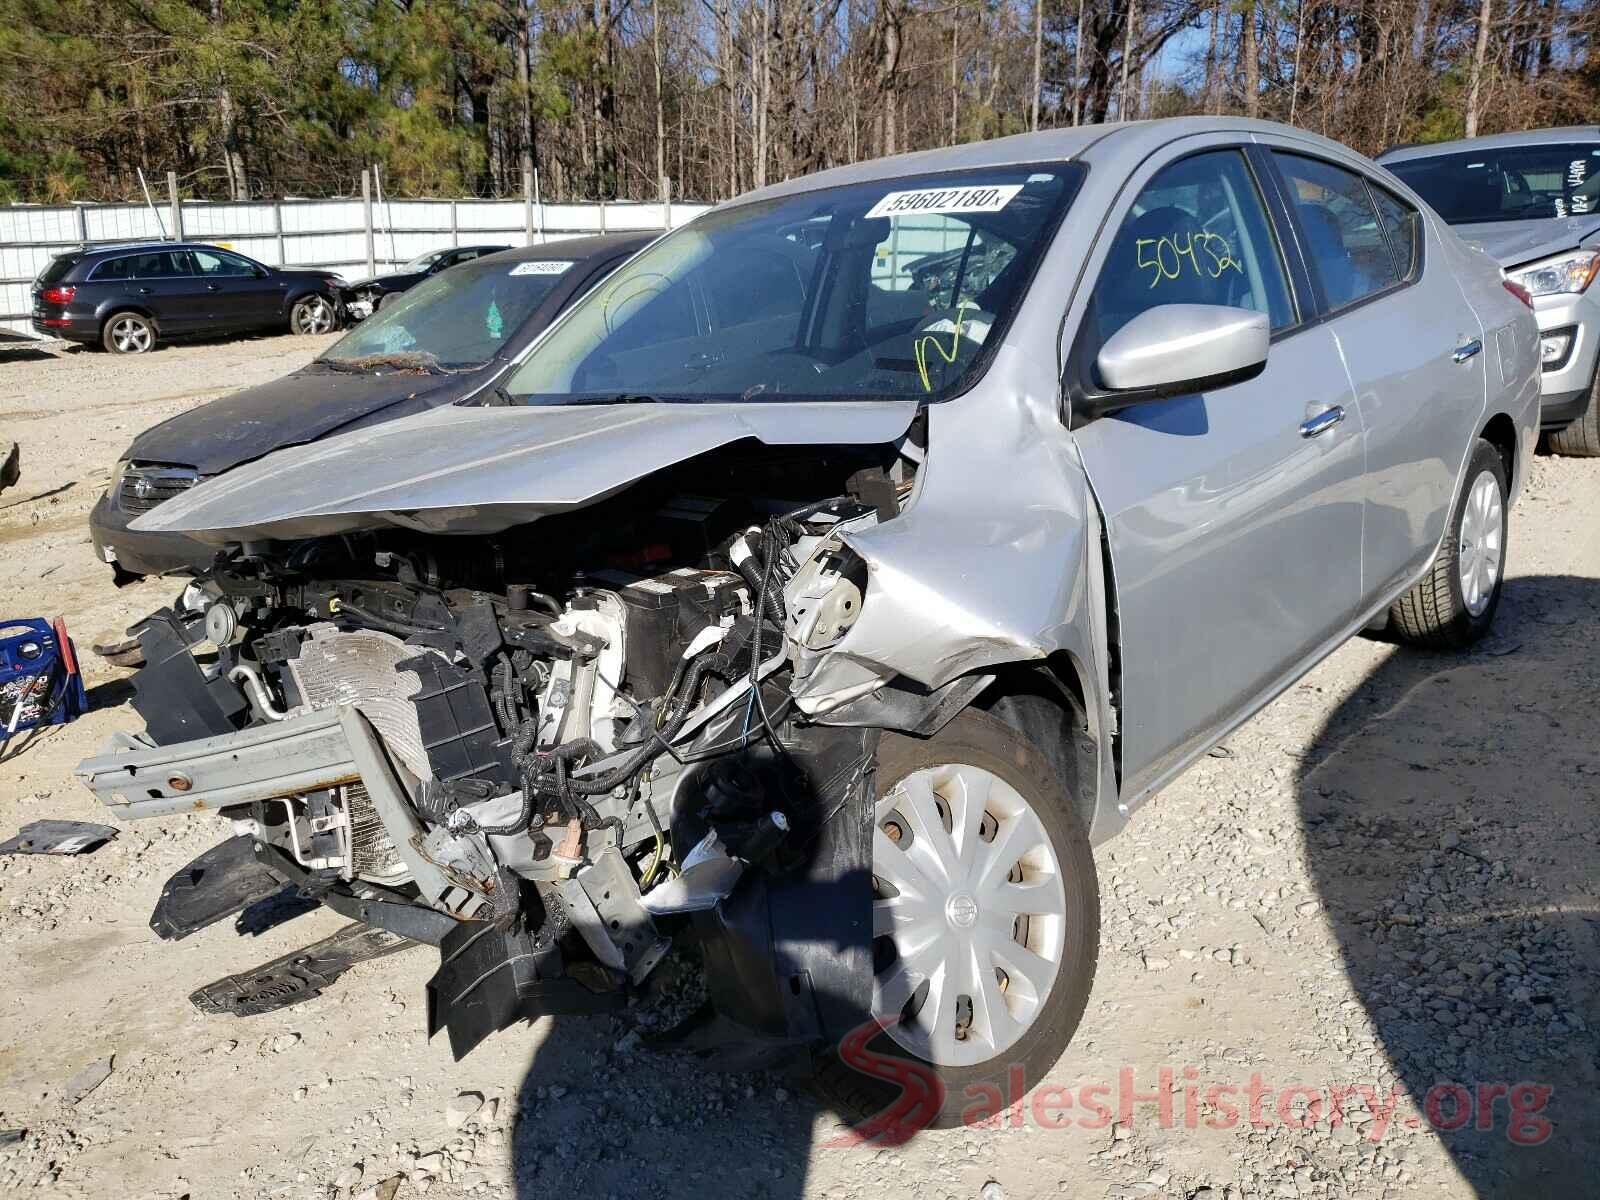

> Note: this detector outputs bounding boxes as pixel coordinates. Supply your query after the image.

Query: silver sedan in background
[80,117,1538,1123]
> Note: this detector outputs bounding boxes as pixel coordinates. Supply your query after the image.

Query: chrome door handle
[1452,338,1483,363]
[1300,405,1346,438]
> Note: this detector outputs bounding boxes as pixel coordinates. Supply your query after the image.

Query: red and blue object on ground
[0,617,88,755]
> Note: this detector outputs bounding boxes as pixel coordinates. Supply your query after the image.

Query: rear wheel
[102,311,155,354]
[290,293,336,336]
[1548,372,1600,456]
[813,708,1099,1129]
[1390,437,1508,648]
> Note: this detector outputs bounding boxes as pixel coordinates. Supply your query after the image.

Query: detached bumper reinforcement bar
[75,706,357,820]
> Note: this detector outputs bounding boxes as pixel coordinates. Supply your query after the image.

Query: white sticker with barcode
[865,184,1024,220]
[509,260,574,276]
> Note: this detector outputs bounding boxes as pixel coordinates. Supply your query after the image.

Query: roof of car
[71,240,244,259]
[1378,126,1600,164]
[477,232,656,264]
[724,117,1387,209]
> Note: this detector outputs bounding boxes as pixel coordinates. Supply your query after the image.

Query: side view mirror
[253,266,269,279]
[1094,303,1269,397]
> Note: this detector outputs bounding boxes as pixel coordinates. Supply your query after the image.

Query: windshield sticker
[510,260,574,276]
[1134,231,1243,289]
[866,184,1024,220]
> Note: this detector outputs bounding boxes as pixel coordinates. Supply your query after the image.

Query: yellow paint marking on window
[914,301,970,392]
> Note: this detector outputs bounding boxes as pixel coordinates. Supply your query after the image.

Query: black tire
[289,292,337,336]
[1389,438,1508,649]
[811,707,1099,1131]
[101,311,155,354]
[1548,372,1600,456]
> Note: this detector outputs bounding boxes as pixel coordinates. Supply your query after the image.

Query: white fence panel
[0,194,710,337]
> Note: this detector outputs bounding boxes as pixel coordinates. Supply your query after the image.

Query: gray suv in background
[1381,129,1600,453]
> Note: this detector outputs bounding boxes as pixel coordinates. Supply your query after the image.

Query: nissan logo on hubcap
[946,892,979,929]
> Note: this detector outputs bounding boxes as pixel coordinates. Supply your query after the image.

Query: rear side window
[37,254,81,286]
[1272,153,1401,309]
[93,252,187,281]
[1088,149,1295,349]
[1370,186,1422,280]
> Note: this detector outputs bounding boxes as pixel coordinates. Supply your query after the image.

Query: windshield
[1388,143,1600,224]
[401,249,450,272]
[322,256,574,368]
[503,165,1080,405]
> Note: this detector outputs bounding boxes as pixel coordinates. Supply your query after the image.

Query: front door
[1068,146,1367,804]
[190,247,283,329]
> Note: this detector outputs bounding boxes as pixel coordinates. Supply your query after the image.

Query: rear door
[1265,147,1487,600]
[1068,143,1367,804]
[95,251,206,331]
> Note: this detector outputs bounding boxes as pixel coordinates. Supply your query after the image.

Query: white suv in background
[1382,128,1600,454]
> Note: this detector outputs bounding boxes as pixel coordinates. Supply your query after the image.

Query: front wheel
[1389,437,1508,649]
[290,293,337,336]
[813,708,1099,1130]
[1548,371,1600,456]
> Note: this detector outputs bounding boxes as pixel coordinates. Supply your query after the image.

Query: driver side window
[192,249,256,277]
[1089,150,1294,351]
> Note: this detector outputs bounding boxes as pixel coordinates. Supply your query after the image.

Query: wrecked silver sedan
[77,118,1539,1123]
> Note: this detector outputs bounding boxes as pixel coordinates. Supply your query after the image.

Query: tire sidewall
[102,311,154,354]
[291,293,332,335]
[1442,440,1509,639]
[834,708,1100,1129]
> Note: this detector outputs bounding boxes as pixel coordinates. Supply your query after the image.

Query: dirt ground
[0,335,1596,1200]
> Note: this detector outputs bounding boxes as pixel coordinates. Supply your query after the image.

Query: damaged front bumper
[77,674,880,1069]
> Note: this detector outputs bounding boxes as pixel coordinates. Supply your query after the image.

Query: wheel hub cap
[872,763,1068,1067]
[1457,469,1504,618]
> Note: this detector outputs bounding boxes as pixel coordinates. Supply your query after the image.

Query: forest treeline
[0,0,1596,205]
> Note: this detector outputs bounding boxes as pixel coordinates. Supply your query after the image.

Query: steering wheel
[907,305,996,393]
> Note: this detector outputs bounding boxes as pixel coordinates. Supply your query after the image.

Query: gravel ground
[0,335,1596,1200]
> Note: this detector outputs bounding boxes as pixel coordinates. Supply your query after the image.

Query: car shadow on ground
[505,965,843,1200]
[1297,572,1600,1197]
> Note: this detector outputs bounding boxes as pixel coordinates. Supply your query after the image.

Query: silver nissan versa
[77,117,1537,1124]
[1381,128,1600,453]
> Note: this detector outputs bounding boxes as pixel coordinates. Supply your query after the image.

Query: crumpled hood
[1456,216,1600,268]
[125,367,469,477]
[131,399,919,544]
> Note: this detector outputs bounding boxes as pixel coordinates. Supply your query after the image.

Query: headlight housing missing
[1507,250,1600,298]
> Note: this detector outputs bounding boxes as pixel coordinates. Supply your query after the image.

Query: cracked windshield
[504,166,1079,404]
[322,256,572,369]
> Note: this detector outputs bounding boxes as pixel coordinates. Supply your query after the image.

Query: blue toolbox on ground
[0,617,88,748]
